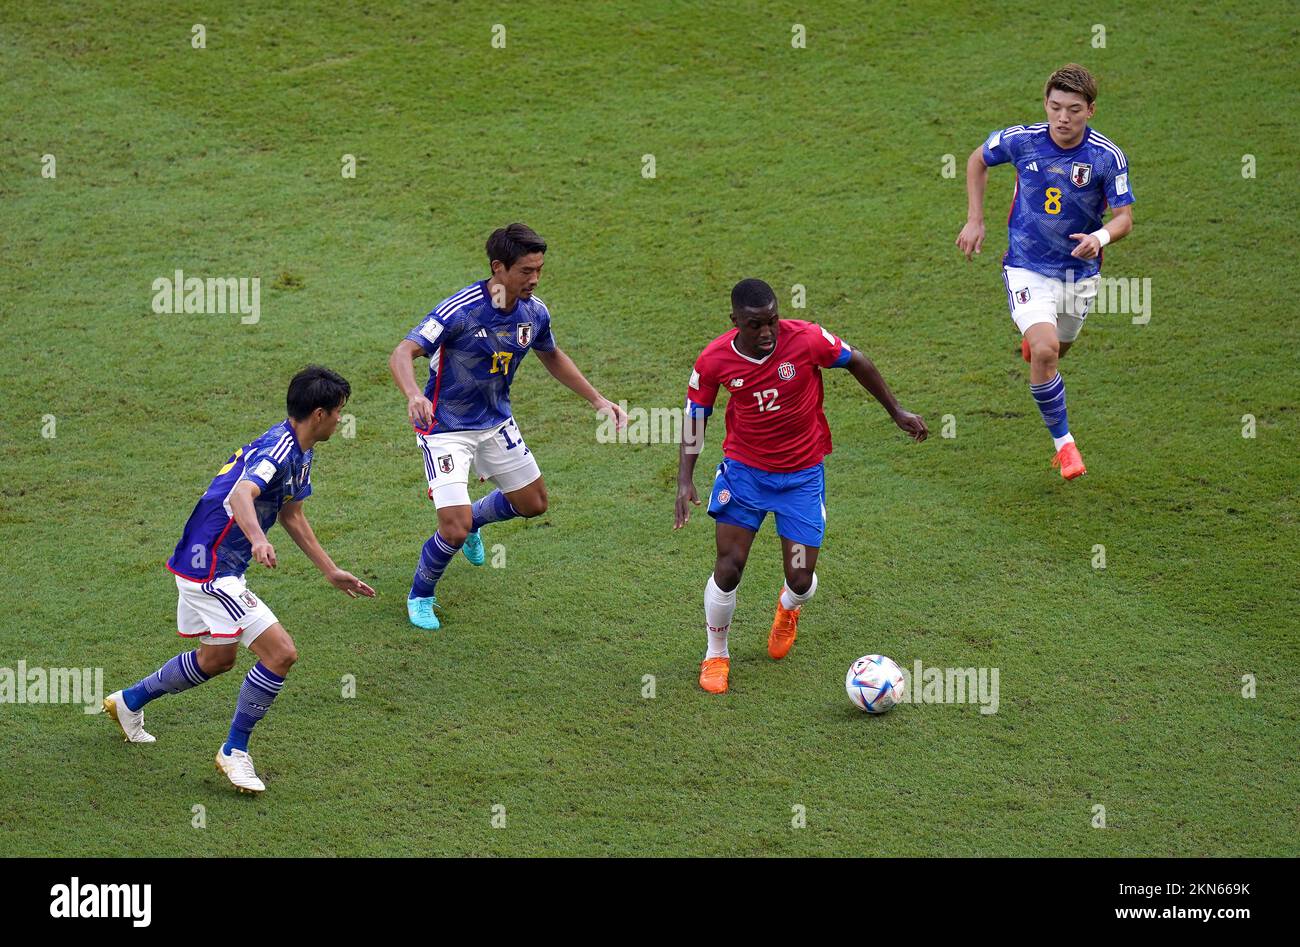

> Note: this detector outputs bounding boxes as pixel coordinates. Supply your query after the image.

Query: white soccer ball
[845,654,905,713]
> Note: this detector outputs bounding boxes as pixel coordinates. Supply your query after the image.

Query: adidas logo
[474,328,488,338]
[1026,161,1039,172]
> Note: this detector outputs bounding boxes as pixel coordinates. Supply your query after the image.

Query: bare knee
[260,639,298,676]
[713,555,747,592]
[784,569,814,595]
[197,646,237,676]
[512,484,548,518]
[437,506,473,546]
[440,522,471,546]
[1030,337,1060,366]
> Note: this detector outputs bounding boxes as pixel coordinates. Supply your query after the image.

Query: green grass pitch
[1,1,1297,856]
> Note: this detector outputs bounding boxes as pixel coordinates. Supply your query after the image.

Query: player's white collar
[730,337,776,365]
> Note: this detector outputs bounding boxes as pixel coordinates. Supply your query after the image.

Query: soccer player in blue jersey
[102,366,375,793]
[388,223,626,630]
[956,64,1135,479]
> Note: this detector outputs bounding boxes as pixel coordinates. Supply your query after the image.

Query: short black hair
[731,278,776,311]
[287,365,350,420]
[486,223,547,270]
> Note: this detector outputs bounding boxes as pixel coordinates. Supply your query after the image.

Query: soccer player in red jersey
[673,279,928,694]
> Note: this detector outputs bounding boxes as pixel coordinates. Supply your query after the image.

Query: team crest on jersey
[717,489,731,505]
[516,323,534,347]
[438,454,454,474]
[777,361,796,381]
[1015,287,1031,305]
[240,590,259,609]
[1070,162,1092,187]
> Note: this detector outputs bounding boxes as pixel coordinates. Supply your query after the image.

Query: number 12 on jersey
[753,388,780,412]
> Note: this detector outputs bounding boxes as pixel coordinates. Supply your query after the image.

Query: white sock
[1052,432,1075,451]
[704,574,737,658]
[780,572,818,611]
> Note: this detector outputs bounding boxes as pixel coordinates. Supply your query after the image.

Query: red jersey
[686,319,849,473]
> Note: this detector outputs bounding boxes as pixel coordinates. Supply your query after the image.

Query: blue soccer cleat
[462,529,485,566]
[407,596,441,630]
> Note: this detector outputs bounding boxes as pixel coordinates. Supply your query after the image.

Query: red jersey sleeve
[810,324,851,368]
[686,352,720,416]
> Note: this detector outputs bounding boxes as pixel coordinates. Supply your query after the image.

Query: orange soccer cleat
[1052,441,1087,480]
[699,657,730,694]
[767,597,801,659]
[1021,337,1031,363]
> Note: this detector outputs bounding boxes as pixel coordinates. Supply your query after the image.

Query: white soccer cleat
[102,690,156,744]
[215,747,266,794]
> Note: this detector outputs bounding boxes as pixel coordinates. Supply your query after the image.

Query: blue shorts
[706,457,826,547]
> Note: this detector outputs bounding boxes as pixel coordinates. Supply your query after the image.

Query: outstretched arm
[279,501,375,598]
[956,146,988,261]
[534,346,627,430]
[845,350,928,441]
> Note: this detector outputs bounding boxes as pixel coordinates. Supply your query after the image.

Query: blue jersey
[405,280,557,433]
[166,420,313,582]
[983,124,1134,280]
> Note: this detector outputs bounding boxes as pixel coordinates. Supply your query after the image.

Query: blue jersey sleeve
[406,308,460,356]
[982,126,1024,167]
[240,444,289,493]
[1101,153,1134,209]
[533,305,557,352]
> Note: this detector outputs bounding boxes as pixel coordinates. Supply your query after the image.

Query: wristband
[1090,228,1111,248]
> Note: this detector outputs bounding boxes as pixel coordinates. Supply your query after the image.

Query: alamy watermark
[597,401,689,447]
[900,660,999,714]
[1,662,104,713]
[1059,271,1152,325]
[151,269,260,324]
[50,877,151,927]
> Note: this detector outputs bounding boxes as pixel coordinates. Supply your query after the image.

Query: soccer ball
[845,654,905,713]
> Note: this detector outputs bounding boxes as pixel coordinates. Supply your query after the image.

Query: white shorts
[416,416,541,508]
[1002,266,1099,342]
[175,574,278,647]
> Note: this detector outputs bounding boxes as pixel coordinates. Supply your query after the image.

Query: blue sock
[224,662,284,754]
[471,490,519,532]
[122,650,211,712]
[409,531,462,599]
[1030,373,1070,439]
